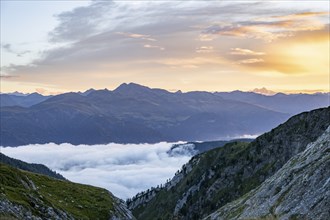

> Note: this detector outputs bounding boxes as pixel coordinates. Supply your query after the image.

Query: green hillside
[0,163,134,219]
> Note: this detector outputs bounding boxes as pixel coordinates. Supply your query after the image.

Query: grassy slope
[0,163,114,219]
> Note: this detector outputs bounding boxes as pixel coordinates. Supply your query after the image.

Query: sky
[1,0,329,95]
[1,142,194,199]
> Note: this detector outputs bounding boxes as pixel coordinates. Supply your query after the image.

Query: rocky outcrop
[207,126,330,220]
[110,197,136,220]
[0,195,73,220]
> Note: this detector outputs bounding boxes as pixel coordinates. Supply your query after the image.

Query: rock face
[0,196,73,220]
[207,126,330,220]
[129,107,330,220]
[0,164,135,220]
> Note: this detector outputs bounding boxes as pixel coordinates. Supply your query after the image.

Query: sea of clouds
[2,142,195,199]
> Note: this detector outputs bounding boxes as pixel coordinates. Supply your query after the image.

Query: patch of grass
[0,163,114,219]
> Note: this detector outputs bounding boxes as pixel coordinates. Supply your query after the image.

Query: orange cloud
[159,57,223,69]
[203,11,328,42]
[272,11,329,20]
[236,58,264,64]
[196,46,214,53]
[144,44,165,50]
[230,48,265,56]
[232,27,329,74]
[116,32,156,41]
[198,34,217,41]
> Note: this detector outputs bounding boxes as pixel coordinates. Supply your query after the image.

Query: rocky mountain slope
[0,153,65,180]
[128,107,330,220]
[207,126,330,220]
[0,163,135,220]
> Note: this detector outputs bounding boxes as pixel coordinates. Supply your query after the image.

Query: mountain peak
[82,88,95,95]
[252,87,277,96]
[27,92,44,97]
[114,82,151,93]
[5,91,30,96]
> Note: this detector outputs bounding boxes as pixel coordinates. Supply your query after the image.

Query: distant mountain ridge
[0,92,51,108]
[215,90,329,114]
[0,153,65,180]
[1,83,328,146]
[1,83,328,111]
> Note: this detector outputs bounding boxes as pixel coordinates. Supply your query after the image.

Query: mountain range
[215,90,329,114]
[1,83,329,146]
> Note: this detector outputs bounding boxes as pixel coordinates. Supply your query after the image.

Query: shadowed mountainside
[128,107,330,220]
[1,83,290,146]
[0,93,51,108]
[206,125,330,220]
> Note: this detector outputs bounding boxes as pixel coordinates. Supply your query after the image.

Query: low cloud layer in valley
[2,142,194,199]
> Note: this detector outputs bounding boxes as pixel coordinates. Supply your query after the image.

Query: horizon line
[1,82,329,96]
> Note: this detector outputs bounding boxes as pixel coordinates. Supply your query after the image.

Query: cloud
[49,1,115,43]
[271,11,329,19]
[230,48,265,56]
[243,27,329,74]
[0,74,18,79]
[196,46,214,53]
[1,142,194,199]
[2,43,15,53]
[117,32,156,42]
[2,43,31,57]
[198,34,218,42]
[159,57,223,69]
[2,1,329,92]
[203,11,327,42]
[144,44,164,50]
[236,58,264,64]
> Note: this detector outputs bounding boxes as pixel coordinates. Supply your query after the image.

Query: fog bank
[2,142,194,199]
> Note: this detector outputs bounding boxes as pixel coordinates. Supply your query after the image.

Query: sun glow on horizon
[1,1,329,94]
